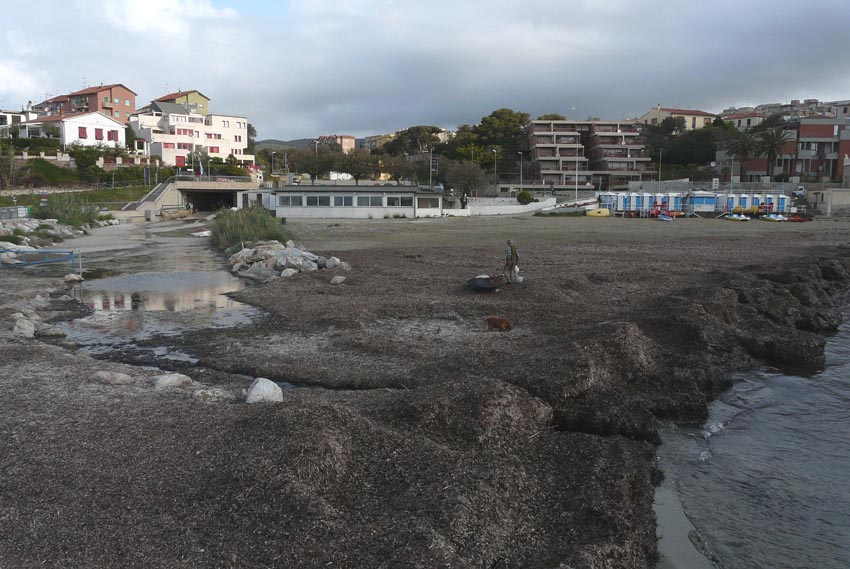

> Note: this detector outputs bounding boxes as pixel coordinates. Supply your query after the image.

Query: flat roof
[272,185,441,194]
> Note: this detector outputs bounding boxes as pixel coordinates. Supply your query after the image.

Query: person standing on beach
[504,239,519,283]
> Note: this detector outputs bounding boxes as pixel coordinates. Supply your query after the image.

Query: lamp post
[517,151,523,193]
[658,147,663,194]
[492,149,497,194]
[271,151,276,176]
[575,156,579,204]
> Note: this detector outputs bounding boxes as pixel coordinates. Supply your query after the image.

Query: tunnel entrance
[183,191,237,212]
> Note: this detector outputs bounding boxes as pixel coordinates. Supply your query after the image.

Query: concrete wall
[467,197,556,215]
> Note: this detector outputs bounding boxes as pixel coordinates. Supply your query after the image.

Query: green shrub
[13,138,61,151]
[517,190,533,205]
[30,158,79,185]
[97,213,114,221]
[34,193,98,227]
[36,223,53,230]
[211,206,292,250]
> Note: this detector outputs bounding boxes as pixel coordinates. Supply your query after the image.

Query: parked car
[792,185,806,199]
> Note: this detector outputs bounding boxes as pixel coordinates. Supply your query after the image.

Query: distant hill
[255,138,313,151]
[257,138,368,152]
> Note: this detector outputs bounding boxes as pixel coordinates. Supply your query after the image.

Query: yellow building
[155,90,211,115]
[639,105,716,130]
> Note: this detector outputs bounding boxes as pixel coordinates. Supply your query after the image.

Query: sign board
[712,178,719,190]
[430,155,439,174]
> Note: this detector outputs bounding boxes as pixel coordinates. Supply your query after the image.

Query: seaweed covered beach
[2,215,850,568]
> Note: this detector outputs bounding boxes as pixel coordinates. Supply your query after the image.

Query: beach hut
[615,192,628,212]
[776,194,789,212]
[600,192,617,210]
[688,191,718,213]
[667,193,683,211]
[628,192,642,212]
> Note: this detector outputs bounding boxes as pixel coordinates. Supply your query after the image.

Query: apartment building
[154,90,211,114]
[716,117,850,182]
[722,112,768,131]
[527,119,652,191]
[361,132,396,152]
[639,105,716,130]
[33,83,137,124]
[315,135,356,154]
[130,101,253,167]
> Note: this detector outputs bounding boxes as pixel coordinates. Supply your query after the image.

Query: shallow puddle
[61,270,261,352]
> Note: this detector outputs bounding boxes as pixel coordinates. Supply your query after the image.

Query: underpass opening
[183,190,237,212]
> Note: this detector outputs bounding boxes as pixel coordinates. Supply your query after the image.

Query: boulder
[10,312,26,320]
[317,256,327,268]
[302,260,318,272]
[302,252,319,262]
[285,256,304,270]
[285,240,295,248]
[64,273,84,283]
[12,319,35,338]
[93,370,134,386]
[0,252,19,264]
[280,268,299,278]
[325,256,341,269]
[152,373,194,389]
[340,261,352,271]
[245,377,284,403]
[0,241,36,252]
[36,324,66,337]
[330,276,346,285]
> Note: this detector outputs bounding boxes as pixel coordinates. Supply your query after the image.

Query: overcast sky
[3,0,850,140]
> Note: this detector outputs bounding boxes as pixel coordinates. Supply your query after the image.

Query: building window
[209,147,220,154]
[95,128,104,140]
[333,195,353,206]
[400,196,413,207]
[306,196,331,206]
[278,195,303,206]
[103,96,109,105]
[125,99,130,106]
[234,135,241,142]
[78,126,87,139]
[356,195,382,207]
[163,143,175,149]
[691,117,696,128]
[388,196,413,207]
[114,111,120,117]
[417,197,440,208]
[114,98,119,104]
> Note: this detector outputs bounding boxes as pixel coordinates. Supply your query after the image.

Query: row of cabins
[600,192,792,215]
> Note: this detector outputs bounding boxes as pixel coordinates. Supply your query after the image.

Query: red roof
[660,108,716,117]
[155,89,210,102]
[68,83,138,96]
[43,94,69,103]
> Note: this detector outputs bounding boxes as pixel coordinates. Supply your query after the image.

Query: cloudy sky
[3,0,850,140]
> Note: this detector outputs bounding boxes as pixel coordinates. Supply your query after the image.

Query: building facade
[19,112,126,149]
[639,106,716,130]
[130,101,253,167]
[154,90,211,114]
[271,185,443,218]
[526,119,653,191]
[722,112,768,131]
[33,84,137,124]
[315,135,356,154]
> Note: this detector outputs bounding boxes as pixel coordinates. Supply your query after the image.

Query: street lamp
[658,147,663,193]
[492,149,497,194]
[575,155,579,204]
[517,151,523,193]
[271,151,276,175]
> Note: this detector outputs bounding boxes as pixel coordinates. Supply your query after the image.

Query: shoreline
[2,217,850,567]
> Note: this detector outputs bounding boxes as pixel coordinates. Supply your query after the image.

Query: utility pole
[492,149,497,194]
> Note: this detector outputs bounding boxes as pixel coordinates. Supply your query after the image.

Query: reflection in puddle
[61,271,261,349]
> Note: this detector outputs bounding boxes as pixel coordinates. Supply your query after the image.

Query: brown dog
[486,317,512,332]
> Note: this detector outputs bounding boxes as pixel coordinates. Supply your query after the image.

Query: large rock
[12,319,35,338]
[302,252,319,262]
[340,261,352,271]
[64,273,84,283]
[285,256,304,270]
[285,240,295,248]
[330,276,346,285]
[0,252,19,264]
[302,260,318,272]
[93,371,134,386]
[280,268,299,278]
[152,373,194,389]
[36,324,66,337]
[245,377,284,403]
[325,256,341,269]
[0,241,36,252]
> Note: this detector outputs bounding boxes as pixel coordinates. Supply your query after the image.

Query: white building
[19,112,126,149]
[130,101,254,168]
[268,185,444,219]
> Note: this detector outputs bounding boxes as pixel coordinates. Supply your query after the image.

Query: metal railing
[0,249,81,272]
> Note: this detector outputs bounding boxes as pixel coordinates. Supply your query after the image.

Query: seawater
[658,318,850,569]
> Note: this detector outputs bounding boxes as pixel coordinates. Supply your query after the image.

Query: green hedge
[13,138,62,151]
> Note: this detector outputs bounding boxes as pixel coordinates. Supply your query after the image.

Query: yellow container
[586,208,611,217]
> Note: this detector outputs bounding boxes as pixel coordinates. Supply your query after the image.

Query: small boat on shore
[467,274,508,291]
[587,208,611,217]
[761,214,787,222]
[725,213,750,222]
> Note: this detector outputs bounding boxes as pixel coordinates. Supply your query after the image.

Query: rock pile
[227,239,351,282]
[0,217,81,259]
[9,310,66,339]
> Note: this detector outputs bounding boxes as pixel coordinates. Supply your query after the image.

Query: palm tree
[757,128,795,182]
[727,130,760,183]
